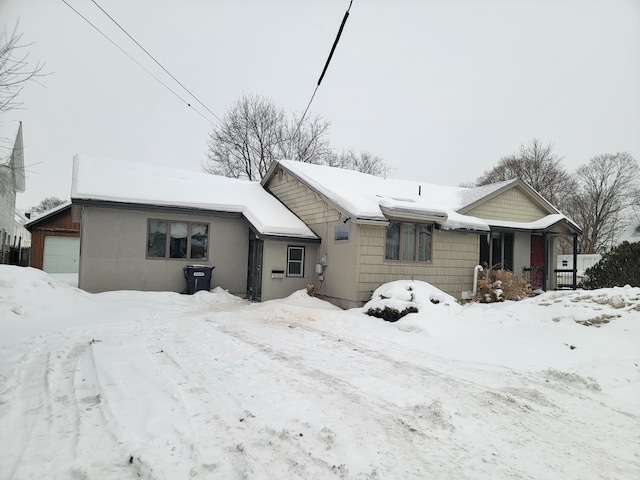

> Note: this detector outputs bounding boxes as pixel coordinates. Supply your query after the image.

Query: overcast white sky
[2,0,639,211]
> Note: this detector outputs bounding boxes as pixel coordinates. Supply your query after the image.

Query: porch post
[542,232,548,291]
[572,233,578,289]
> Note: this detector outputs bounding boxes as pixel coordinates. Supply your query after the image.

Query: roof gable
[461,184,552,223]
[458,178,559,218]
[25,201,72,228]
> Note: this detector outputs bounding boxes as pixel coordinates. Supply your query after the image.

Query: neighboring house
[14,210,31,249]
[262,160,582,307]
[556,254,601,287]
[25,202,80,273]
[71,156,319,300]
[0,121,26,263]
[9,209,32,266]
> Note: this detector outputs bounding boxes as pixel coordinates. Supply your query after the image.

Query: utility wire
[60,0,216,125]
[293,0,353,151]
[89,0,222,124]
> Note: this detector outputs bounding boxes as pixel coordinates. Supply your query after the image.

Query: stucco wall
[261,240,319,301]
[466,188,548,222]
[79,206,249,295]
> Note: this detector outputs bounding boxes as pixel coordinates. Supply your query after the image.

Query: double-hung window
[287,246,305,277]
[385,222,432,262]
[147,220,209,260]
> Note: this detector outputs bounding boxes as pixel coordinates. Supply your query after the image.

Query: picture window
[385,222,432,262]
[147,220,209,260]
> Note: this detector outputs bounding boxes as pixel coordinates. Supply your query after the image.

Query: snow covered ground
[0,266,639,479]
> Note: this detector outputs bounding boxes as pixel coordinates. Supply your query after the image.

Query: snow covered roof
[486,214,579,233]
[271,160,580,233]
[24,201,72,228]
[71,155,318,240]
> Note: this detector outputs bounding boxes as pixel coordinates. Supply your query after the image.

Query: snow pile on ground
[1,266,639,479]
[363,280,461,317]
[532,285,640,326]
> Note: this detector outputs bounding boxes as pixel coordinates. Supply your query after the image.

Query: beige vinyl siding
[356,225,478,302]
[266,171,340,226]
[267,170,481,304]
[267,171,362,305]
[466,188,548,222]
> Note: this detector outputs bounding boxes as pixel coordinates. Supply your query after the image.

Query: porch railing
[555,268,579,289]
[522,267,544,290]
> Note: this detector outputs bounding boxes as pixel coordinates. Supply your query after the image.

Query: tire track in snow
[151,318,408,479]
[72,340,152,479]
[0,335,146,480]
[209,316,640,480]
[0,351,52,479]
[210,323,494,479]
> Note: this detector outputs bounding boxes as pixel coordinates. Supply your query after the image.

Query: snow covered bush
[583,241,640,289]
[364,280,459,322]
[475,269,532,303]
[366,305,419,322]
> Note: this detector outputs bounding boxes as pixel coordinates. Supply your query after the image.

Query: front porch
[481,220,582,292]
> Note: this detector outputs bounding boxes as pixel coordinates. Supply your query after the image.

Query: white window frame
[287,246,305,277]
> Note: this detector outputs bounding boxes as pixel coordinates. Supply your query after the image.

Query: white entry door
[43,236,80,273]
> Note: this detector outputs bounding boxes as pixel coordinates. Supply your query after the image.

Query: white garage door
[43,236,80,274]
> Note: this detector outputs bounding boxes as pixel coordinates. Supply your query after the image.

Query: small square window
[335,224,349,241]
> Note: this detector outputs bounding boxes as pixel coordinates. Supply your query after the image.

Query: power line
[89,0,222,124]
[293,0,354,151]
[59,0,216,125]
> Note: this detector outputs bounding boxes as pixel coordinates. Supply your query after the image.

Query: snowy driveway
[1,267,639,479]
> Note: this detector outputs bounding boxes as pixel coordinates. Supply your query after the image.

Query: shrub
[366,306,419,322]
[475,269,532,302]
[582,241,640,289]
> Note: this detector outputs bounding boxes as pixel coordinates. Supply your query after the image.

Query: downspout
[572,233,578,289]
[473,264,483,296]
[542,232,548,291]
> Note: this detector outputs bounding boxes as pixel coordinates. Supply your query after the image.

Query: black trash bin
[183,265,215,294]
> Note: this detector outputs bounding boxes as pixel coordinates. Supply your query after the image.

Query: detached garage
[25,202,81,274]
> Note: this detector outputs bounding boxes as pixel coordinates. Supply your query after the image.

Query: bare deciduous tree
[1,23,45,116]
[565,152,639,254]
[31,196,66,214]
[326,149,393,177]
[203,93,331,181]
[474,139,575,207]
[203,93,392,181]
